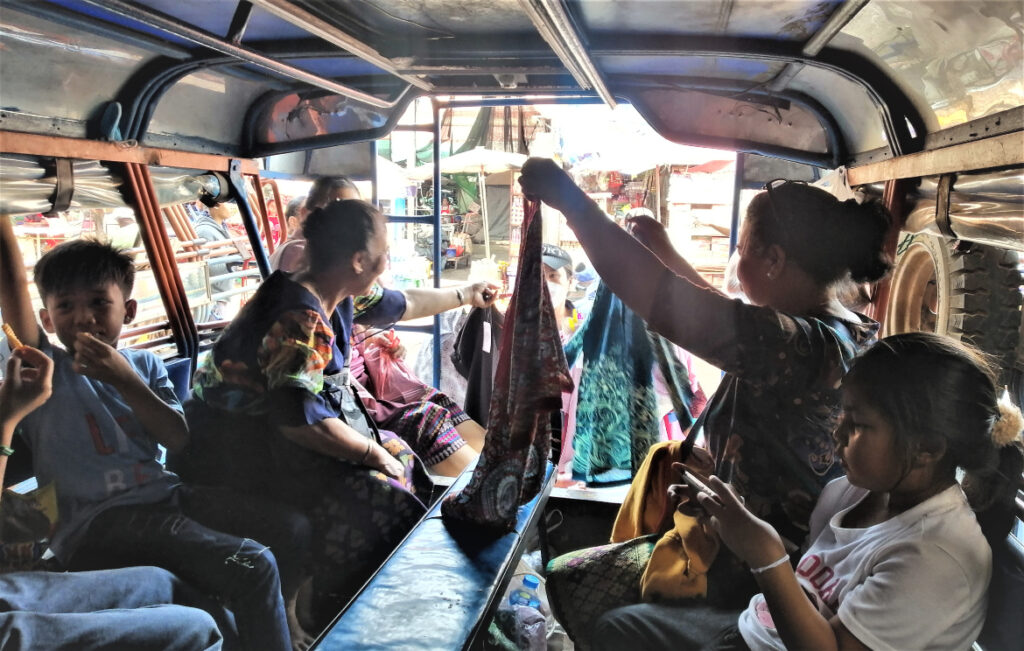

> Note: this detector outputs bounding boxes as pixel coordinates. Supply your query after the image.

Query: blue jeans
[68,486,296,651]
[0,566,224,650]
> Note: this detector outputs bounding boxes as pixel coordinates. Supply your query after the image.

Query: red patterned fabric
[441,199,573,531]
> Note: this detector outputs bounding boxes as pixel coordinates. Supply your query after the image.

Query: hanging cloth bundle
[442,199,573,532]
[562,284,700,483]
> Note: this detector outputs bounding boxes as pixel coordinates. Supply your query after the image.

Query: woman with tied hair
[299,175,488,474]
[597,332,1024,650]
[520,160,893,647]
[270,175,361,274]
[188,198,497,629]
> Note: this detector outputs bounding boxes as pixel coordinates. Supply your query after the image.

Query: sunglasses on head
[763,178,809,197]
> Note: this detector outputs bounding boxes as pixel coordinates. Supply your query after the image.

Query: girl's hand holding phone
[669,462,721,507]
[697,475,787,571]
[681,468,719,503]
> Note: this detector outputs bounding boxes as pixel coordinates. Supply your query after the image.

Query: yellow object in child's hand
[2,323,23,350]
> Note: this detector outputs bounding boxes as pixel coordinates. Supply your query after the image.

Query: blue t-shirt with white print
[14,331,183,563]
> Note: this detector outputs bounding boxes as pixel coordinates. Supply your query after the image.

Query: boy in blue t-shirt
[0,215,299,651]
[1,345,226,650]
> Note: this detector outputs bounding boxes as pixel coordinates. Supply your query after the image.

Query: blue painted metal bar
[370,140,379,207]
[257,170,318,181]
[729,153,744,256]
[393,324,436,334]
[227,159,271,279]
[386,215,435,224]
[431,99,442,388]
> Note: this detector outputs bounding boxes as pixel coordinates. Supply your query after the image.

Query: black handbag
[322,365,382,445]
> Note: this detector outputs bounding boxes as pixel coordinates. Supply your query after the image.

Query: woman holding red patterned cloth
[520,159,892,649]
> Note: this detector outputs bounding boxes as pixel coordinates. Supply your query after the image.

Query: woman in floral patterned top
[189,199,497,629]
[521,161,892,620]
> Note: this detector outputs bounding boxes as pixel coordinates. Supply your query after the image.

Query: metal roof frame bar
[518,0,616,107]
[226,1,255,45]
[767,0,871,92]
[81,0,406,109]
[590,35,926,159]
[247,0,433,92]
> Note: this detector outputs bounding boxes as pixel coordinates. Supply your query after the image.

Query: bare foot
[294,576,316,633]
[287,613,314,651]
[287,584,315,651]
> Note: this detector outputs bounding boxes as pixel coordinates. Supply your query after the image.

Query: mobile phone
[681,469,717,500]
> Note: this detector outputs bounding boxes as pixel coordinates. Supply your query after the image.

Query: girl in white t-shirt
[694,332,1024,650]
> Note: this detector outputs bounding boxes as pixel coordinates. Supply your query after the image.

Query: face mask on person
[547,280,568,307]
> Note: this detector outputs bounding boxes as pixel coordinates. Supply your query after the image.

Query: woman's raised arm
[519,158,736,353]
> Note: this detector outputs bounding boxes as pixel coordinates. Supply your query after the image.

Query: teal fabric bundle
[564,282,697,483]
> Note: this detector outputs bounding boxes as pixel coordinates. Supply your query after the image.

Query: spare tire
[884,233,1022,385]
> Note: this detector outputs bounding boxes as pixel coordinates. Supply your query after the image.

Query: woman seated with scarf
[184,199,497,628]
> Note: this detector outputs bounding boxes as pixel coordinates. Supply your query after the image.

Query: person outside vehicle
[542,243,583,340]
[193,199,239,321]
[519,159,891,647]
[268,196,308,273]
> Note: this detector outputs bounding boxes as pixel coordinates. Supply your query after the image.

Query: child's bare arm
[74,333,189,453]
[0,216,41,348]
[0,347,54,495]
[115,377,188,453]
[699,475,844,650]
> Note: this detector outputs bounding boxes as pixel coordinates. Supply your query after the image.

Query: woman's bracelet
[359,438,373,465]
[455,287,465,306]
[750,553,790,575]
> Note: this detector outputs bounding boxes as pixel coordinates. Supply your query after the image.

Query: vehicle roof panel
[837,0,1024,131]
[576,0,843,40]
[598,55,784,82]
[0,0,1019,167]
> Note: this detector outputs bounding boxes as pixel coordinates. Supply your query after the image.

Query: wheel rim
[884,242,941,336]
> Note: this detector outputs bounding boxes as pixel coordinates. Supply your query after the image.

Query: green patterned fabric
[545,535,657,650]
[563,282,674,483]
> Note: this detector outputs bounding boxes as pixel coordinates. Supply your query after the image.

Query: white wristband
[750,553,790,575]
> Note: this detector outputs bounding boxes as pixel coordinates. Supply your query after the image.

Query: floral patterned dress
[191,272,432,625]
[646,269,880,540]
[349,333,471,467]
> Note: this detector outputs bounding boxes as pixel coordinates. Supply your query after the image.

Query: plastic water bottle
[501,568,556,647]
[508,574,543,610]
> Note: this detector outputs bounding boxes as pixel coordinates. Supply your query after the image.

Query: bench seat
[313,462,555,650]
